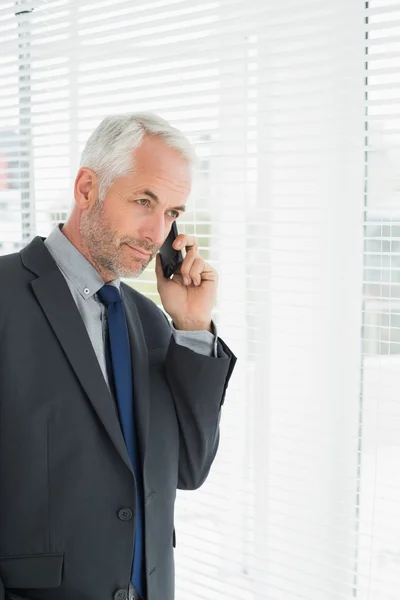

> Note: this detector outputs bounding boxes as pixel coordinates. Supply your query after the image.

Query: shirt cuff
[171,321,218,357]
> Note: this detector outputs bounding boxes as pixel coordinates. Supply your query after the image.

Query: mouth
[127,245,152,259]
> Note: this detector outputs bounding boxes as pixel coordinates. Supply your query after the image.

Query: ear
[74,168,98,210]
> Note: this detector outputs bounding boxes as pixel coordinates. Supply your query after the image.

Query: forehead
[132,136,191,189]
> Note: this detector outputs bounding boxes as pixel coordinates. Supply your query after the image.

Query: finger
[173,234,197,252]
[155,252,162,276]
[155,253,168,288]
[188,258,205,286]
[193,260,218,284]
[179,249,201,285]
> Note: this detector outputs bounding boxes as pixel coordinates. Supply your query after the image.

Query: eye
[136,198,150,207]
[166,209,180,219]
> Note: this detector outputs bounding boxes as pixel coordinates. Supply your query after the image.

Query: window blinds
[0,1,399,599]
[358,2,400,599]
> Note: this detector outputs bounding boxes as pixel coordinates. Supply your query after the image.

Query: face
[79,137,191,280]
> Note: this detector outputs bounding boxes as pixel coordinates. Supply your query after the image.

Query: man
[0,113,236,600]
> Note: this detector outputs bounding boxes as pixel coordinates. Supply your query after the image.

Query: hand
[155,234,218,331]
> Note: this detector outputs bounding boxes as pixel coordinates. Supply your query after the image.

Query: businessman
[0,113,236,600]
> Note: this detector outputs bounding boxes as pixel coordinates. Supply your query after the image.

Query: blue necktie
[97,285,145,599]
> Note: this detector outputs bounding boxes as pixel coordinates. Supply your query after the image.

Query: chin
[119,261,147,279]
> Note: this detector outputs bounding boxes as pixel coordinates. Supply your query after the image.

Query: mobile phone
[159,222,183,278]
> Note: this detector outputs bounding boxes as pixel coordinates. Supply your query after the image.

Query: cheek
[104,203,138,233]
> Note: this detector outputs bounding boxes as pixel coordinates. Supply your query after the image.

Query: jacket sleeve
[164,335,236,490]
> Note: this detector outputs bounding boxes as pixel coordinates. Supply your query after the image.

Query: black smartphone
[159,221,183,278]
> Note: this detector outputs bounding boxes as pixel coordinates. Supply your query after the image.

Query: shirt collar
[44,223,121,300]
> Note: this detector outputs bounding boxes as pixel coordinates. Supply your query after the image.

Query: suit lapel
[121,283,150,469]
[21,237,134,476]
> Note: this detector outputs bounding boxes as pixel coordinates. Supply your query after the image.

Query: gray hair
[79,112,196,201]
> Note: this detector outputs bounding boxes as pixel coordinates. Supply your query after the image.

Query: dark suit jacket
[0,236,236,600]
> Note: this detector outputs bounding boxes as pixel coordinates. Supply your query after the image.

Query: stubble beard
[80,199,157,279]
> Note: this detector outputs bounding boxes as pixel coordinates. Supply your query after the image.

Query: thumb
[155,253,167,288]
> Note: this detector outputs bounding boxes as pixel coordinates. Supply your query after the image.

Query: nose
[139,212,166,248]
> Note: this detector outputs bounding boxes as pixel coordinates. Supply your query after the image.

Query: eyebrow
[138,189,186,213]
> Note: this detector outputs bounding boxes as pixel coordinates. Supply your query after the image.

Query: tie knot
[97,284,122,307]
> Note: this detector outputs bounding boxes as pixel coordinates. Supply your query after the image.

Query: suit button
[114,590,127,600]
[118,508,133,521]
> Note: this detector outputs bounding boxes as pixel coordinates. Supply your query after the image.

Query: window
[0,1,399,599]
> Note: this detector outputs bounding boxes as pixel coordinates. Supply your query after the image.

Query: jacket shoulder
[0,251,32,294]
[0,251,23,277]
[0,251,31,332]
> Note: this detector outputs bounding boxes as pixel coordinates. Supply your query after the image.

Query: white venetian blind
[1,1,399,599]
[357,1,400,599]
